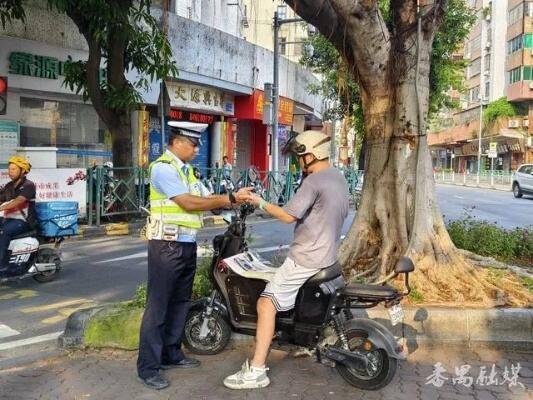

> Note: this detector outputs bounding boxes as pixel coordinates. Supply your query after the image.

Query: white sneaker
[223,359,270,389]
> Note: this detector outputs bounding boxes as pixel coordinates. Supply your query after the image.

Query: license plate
[388,304,404,326]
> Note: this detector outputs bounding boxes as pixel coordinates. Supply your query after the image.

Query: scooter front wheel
[183,309,231,355]
[335,328,398,390]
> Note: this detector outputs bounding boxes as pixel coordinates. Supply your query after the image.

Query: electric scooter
[183,203,415,390]
[0,230,63,283]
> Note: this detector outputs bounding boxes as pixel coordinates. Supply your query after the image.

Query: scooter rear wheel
[33,249,61,283]
[336,328,398,390]
[183,309,231,355]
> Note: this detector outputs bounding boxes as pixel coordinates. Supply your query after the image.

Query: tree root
[459,249,533,280]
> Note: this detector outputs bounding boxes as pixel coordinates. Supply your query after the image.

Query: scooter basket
[36,201,79,237]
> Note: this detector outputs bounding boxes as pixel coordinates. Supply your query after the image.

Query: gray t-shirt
[283,167,349,269]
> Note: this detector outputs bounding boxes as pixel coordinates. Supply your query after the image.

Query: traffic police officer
[137,121,251,390]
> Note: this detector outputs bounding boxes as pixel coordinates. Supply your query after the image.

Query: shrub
[447,211,533,266]
[130,255,214,309]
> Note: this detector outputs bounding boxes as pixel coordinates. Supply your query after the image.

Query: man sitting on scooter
[0,156,36,267]
[224,131,349,390]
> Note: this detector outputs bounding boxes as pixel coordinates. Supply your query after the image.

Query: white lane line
[0,331,62,351]
[0,324,20,340]
[95,244,297,264]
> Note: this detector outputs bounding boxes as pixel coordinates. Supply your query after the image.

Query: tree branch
[287,0,391,93]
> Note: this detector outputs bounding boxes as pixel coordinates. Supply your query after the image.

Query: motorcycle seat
[341,283,399,299]
[11,230,38,240]
[307,262,342,284]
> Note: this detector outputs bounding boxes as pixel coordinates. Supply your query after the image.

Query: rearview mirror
[395,256,415,274]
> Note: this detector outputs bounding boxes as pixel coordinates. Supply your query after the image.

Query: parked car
[512,164,533,198]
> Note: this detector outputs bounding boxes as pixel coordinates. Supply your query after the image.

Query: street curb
[436,182,512,192]
[59,305,532,351]
[77,213,272,239]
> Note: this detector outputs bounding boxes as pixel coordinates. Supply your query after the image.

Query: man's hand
[245,193,263,207]
[233,187,254,204]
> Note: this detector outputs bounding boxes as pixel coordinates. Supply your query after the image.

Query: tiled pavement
[0,342,531,400]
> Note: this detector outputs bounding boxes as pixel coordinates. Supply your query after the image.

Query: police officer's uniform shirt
[150,150,204,243]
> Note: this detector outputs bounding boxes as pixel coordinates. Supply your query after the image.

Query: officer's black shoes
[138,373,169,390]
[160,357,201,369]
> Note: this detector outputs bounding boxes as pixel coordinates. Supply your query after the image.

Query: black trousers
[137,240,197,379]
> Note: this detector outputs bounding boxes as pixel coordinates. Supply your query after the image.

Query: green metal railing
[85,166,365,226]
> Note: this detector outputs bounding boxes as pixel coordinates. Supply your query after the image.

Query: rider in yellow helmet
[0,155,36,268]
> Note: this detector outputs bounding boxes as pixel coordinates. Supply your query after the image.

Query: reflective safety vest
[148,153,203,239]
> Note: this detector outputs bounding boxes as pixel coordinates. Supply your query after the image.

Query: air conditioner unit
[461,101,469,110]
[485,41,491,49]
[464,52,471,59]
[508,119,520,128]
[484,70,490,76]
[528,137,532,147]
[524,119,530,127]
[485,14,491,21]
[529,81,533,90]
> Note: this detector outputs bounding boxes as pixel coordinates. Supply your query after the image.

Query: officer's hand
[234,187,254,204]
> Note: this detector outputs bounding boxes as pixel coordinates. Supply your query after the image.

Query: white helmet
[103,161,114,168]
[282,130,331,161]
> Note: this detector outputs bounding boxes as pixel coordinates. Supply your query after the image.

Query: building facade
[429,0,533,173]
[0,1,323,172]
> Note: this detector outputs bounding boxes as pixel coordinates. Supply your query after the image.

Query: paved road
[0,344,530,399]
[0,185,531,365]
[436,184,533,229]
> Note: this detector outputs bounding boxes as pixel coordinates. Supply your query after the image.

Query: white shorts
[261,257,322,312]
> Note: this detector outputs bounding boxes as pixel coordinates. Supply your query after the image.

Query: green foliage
[130,254,213,310]
[428,0,476,114]
[520,276,533,293]
[447,210,533,266]
[84,305,143,350]
[407,286,424,303]
[483,97,520,124]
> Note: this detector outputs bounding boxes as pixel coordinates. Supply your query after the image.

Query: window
[279,37,287,55]
[468,57,481,78]
[469,86,480,103]
[525,33,533,48]
[508,35,523,54]
[523,66,533,80]
[508,67,521,84]
[509,4,524,25]
[484,54,490,71]
[519,165,532,174]
[526,1,533,17]
[469,35,481,53]
[485,81,490,100]
[19,97,109,167]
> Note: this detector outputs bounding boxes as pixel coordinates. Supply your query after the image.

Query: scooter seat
[307,262,342,284]
[341,283,398,299]
[11,230,38,240]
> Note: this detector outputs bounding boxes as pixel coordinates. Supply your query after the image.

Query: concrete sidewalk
[436,180,511,192]
[0,343,530,400]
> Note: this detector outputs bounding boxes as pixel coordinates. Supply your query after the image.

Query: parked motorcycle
[0,232,63,283]
[183,203,414,390]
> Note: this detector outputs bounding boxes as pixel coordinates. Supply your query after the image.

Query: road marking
[20,298,92,313]
[453,195,464,199]
[0,331,62,351]
[41,303,96,325]
[0,290,38,301]
[0,324,20,340]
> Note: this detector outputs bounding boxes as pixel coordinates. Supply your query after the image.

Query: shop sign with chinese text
[166,81,234,116]
[0,168,87,215]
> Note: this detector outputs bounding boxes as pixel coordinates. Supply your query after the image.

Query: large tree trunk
[288,0,529,305]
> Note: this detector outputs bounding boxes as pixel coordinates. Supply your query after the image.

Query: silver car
[512,164,533,198]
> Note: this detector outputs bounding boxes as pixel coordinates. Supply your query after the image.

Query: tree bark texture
[287,0,530,305]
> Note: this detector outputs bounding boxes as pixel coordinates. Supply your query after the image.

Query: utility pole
[272,10,303,172]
